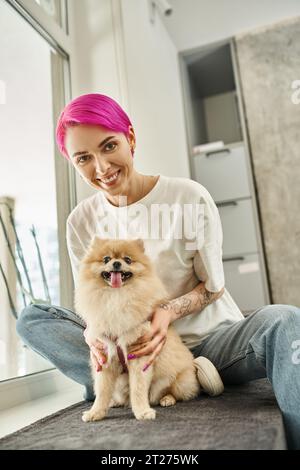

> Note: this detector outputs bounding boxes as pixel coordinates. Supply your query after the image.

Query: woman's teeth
[101,170,120,183]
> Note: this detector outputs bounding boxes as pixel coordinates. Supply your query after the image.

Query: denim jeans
[16,302,300,449]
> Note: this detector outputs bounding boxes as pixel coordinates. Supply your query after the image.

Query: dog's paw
[82,408,106,422]
[159,394,176,407]
[135,408,156,420]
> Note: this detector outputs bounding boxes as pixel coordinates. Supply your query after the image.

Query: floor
[0,386,83,439]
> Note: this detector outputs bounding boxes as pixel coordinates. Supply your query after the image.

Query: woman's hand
[127,306,173,371]
[83,326,108,372]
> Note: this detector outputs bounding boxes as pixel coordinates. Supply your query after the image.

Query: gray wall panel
[235,17,300,305]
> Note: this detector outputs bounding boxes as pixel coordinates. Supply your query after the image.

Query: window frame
[1,0,78,403]
[7,0,70,42]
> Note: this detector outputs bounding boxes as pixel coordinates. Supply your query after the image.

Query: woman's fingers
[142,338,166,371]
[128,334,165,359]
[129,334,153,350]
[83,329,108,353]
[93,340,108,356]
[137,333,153,344]
[127,342,153,358]
[84,330,108,372]
[90,350,102,372]
[91,345,107,369]
[85,334,108,372]
[128,342,149,354]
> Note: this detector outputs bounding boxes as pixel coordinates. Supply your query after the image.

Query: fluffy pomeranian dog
[74,237,223,422]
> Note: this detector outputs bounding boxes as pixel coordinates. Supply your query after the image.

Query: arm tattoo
[159,282,223,321]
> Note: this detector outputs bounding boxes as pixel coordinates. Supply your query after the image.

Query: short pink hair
[55,93,134,160]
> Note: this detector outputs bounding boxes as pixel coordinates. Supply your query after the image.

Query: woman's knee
[255,304,300,329]
[16,303,50,339]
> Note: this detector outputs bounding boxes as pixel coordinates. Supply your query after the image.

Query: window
[0,0,73,382]
[33,0,67,30]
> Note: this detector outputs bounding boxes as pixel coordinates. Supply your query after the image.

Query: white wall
[68,0,127,202]
[120,0,190,178]
[162,0,300,51]
[68,0,191,205]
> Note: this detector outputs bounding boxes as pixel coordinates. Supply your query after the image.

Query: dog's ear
[135,238,145,252]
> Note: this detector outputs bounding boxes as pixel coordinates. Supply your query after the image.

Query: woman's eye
[103,256,111,264]
[124,257,132,264]
[104,142,117,152]
[77,155,90,164]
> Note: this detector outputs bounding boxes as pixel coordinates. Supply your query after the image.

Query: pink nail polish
[142,364,149,372]
[128,354,136,360]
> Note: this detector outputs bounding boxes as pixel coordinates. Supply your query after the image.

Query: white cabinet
[223,254,266,312]
[180,42,270,313]
[218,198,258,257]
[193,143,251,202]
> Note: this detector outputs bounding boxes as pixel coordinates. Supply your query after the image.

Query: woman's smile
[97,169,121,187]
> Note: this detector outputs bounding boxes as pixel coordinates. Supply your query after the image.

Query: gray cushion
[0,379,286,450]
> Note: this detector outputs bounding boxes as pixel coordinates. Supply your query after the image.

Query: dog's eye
[124,256,132,264]
[103,256,111,264]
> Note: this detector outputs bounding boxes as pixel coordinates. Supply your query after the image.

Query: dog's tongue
[110,271,122,288]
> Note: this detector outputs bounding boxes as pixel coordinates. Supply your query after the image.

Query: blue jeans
[16,303,300,449]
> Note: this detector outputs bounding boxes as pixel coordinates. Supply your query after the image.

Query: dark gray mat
[0,379,286,450]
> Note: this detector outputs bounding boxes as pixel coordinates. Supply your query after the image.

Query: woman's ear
[128,126,136,149]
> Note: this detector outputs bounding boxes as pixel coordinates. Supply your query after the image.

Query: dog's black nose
[113,261,122,270]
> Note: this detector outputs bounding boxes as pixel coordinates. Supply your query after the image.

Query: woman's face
[65,124,136,196]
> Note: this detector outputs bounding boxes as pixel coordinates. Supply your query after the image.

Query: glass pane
[34,0,66,29]
[0,0,65,381]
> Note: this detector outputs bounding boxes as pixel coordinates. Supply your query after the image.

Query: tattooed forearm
[159,282,224,322]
